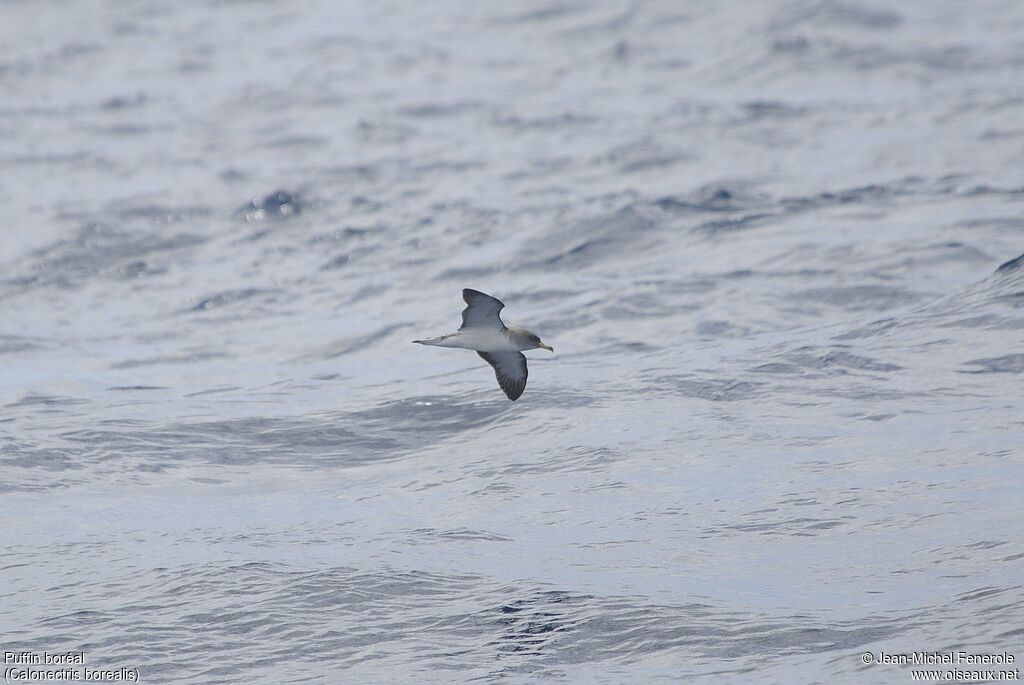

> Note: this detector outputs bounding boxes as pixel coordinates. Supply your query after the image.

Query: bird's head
[528,332,554,352]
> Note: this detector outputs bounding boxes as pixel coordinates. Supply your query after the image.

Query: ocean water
[2,1,1023,682]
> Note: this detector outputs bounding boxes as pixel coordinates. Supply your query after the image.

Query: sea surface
[2,1,1023,683]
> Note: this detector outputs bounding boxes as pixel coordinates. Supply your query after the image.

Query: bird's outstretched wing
[461,289,506,330]
[477,351,528,401]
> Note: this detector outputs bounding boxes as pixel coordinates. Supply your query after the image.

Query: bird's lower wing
[477,351,528,401]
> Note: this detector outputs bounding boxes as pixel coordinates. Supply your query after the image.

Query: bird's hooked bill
[538,342,554,352]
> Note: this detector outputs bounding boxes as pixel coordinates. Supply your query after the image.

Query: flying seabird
[414,289,554,400]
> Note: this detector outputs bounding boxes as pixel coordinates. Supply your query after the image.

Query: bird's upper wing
[477,351,528,401]
[460,288,507,330]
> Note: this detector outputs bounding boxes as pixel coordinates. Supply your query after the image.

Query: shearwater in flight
[413,289,554,400]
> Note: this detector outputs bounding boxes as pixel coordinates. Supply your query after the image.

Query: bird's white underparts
[413,288,554,401]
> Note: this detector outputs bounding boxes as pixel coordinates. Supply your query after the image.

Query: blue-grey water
[2,1,1023,683]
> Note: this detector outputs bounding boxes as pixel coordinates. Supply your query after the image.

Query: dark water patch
[893,250,1024,330]
[938,314,1024,330]
[695,212,775,234]
[509,288,584,306]
[448,588,905,668]
[515,387,599,411]
[99,93,147,110]
[602,140,691,173]
[320,253,350,270]
[781,182,904,211]
[1,441,78,479]
[953,586,1014,604]
[6,394,87,408]
[395,101,484,118]
[347,397,512,449]
[764,177,979,221]
[237,190,302,221]
[993,291,1024,308]
[0,335,51,354]
[308,324,409,360]
[522,205,659,269]
[791,285,924,312]
[651,377,761,402]
[601,340,661,354]
[436,264,497,280]
[425,199,503,229]
[14,223,206,291]
[408,528,512,543]
[0,442,87,477]
[497,4,585,24]
[111,352,227,370]
[355,119,416,144]
[473,446,619,478]
[13,398,516,477]
[319,163,380,182]
[949,185,1024,199]
[308,226,376,244]
[219,167,247,183]
[715,515,855,537]
[772,34,811,54]
[738,99,808,122]
[876,241,992,272]
[60,417,396,470]
[996,253,1024,273]
[854,43,975,72]
[751,362,804,375]
[87,204,212,225]
[651,177,968,233]
[653,184,765,214]
[190,288,280,312]
[4,151,94,166]
[29,564,485,676]
[833,318,899,340]
[960,354,1024,374]
[781,347,902,374]
[695,319,752,338]
[184,385,242,398]
[487,590,588,657]
[494,111,596,130]
[797,1,902,30]
[348,195,384,213]
[5,41,102,78]
[87,123,154,136]
[103,260,157,280]
[414,159,485,175]
[957,217,1024,232]
[265,135,328,149]
[601,291,699,320]
[775,35,978,73]
[979,128,1024,140]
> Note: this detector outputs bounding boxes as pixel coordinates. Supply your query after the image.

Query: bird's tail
[412,336,448,346]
